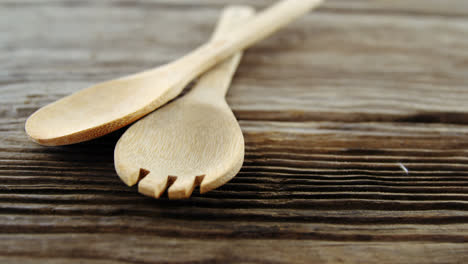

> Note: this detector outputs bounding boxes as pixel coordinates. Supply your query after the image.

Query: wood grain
[2,0,468,263]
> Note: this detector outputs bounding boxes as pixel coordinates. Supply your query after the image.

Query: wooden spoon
[114,6,252,200]
[25,0,323,146]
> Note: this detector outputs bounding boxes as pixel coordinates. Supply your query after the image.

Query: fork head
[114,99,244,199]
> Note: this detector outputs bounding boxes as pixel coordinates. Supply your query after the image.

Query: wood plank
[2,1,468,123]
[2,121,468,224]
[0,234,467,264]
[3,212,468,241]
[2,0,468,17]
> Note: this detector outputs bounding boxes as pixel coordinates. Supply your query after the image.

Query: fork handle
[170,0,323,97]
[188,6,254,100]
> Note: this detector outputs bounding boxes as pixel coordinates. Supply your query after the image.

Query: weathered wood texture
[2,0,468,263]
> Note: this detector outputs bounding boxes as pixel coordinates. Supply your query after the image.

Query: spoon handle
[171,0,323,87]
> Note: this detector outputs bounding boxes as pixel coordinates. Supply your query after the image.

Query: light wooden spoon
[114,6,252,200]
[25,0,323,146]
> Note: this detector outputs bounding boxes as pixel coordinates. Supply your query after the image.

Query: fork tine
[168,175,204,200]
[138,172,170,198]
[115,165,141,187]
[200,153,244,194]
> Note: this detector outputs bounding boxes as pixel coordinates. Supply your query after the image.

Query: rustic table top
[2,0,468,263]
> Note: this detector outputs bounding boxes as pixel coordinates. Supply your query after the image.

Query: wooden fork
[114,6,254,199]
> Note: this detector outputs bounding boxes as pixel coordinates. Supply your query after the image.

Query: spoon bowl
[25,66,179,146]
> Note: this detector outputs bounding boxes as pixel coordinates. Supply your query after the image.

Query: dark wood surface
[2,0,468,263]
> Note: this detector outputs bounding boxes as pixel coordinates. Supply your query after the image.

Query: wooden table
[2,0,468,263]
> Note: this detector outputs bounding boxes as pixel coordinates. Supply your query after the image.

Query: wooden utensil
[25,0,323,146]
[114,6,252,200]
